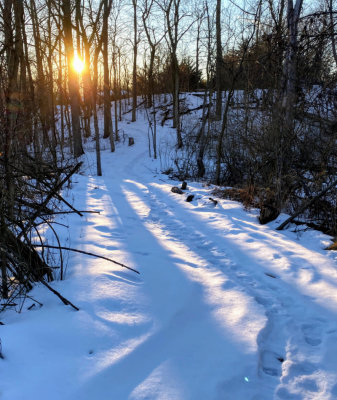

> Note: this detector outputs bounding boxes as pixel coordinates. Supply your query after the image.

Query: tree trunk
[215,0,222,120]
[30,0,51,144]
[47,0,57,160]
[102,0,114,151]
[274,0,303,209]
[329,0,337,67]
[112,45,119,140]
[132,0,138,122]
[171,52,182,147]
[94,48,102,176]
[62,0,84,158]
[148,48,155,108]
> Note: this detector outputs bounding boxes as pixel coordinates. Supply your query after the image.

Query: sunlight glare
[73,54,84,73]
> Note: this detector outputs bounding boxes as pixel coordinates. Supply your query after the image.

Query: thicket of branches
[0,0,336,306]
[172,0,337,236]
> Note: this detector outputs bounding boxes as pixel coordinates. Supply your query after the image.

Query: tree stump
[259,203,279,224]
[128,137,135,146]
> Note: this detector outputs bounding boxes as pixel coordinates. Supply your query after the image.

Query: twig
[39,217,65,280]
[19,162,83,239]
[39,210,101,217]
[38,279,79,311]
[32,245,140,274]
[26,295,43,306]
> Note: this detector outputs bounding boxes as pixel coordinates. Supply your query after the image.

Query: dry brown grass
[211,185,259,209]
[327,240,337,250]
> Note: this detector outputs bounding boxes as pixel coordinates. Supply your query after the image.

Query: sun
[73,54,84,73]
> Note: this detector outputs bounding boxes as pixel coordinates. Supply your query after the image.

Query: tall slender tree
[102,0,114,152]
[61,0,84,157]
[132,0,139,122]
[215,0,222,120]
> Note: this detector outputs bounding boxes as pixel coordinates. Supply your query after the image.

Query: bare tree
[274,0,304,209]
[61,0,84,157]
[141,0,165,108]
[215,0,222,120]
[194,4,205,86]
[328,0,337,66]
[215,2,261,184]
[75,0,103,139]
[196,1,212,177]
[132,0,140,122]
[102,0,115,152]
[157,0,193,148]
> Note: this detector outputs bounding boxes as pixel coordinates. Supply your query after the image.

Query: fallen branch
[32,245,140,274]
[277,178,337,231]
[179,104,205,115]
[48,190,83,218]
[123,100,146,114]
[38,279,79,311]
[40,210,101,217]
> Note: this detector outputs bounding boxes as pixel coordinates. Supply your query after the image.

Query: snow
[1,102,337,400]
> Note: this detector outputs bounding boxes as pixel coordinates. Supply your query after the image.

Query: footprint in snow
[235,272,256,286]
[260,350,284,377]
[276,362,323,400]
[255,295,274,307]
[301,321,324,346]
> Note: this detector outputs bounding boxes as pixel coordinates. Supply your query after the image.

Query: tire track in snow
[119,177,337,399]
[89,130,337,398]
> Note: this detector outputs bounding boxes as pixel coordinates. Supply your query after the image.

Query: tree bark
[62,0,84,158]
[165,0,182,148]
[274,0,303,209]
[102,0,114,151]
[132,0,138,122]
[329,0,337,67]
[215,0,222,120]
[94,47,103,176]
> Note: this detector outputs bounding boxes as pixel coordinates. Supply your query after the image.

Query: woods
[0,0,337,306]
[1,2,337,399]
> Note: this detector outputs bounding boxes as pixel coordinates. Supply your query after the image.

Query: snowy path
[1,121,337,399]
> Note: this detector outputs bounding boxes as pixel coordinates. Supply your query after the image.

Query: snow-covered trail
[69,133,265,399]
[70,126,337,399]
[1,119,337,400]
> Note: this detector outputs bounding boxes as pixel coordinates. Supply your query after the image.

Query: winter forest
[1,0,337,399]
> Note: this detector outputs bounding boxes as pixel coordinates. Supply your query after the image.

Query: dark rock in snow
[186,194,194,202]
[128,137,135,146]
[171,186,183,194]
[181,181,187,190]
